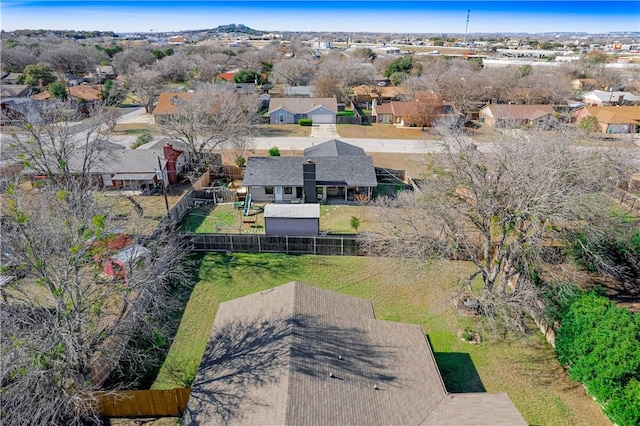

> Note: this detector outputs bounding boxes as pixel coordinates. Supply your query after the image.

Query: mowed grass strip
[154,253,608,426]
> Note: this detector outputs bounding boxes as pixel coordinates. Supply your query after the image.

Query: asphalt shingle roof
[269,97,338,114]
[183,282,527,425]
[243,140,377,188]
[303,139,366,157]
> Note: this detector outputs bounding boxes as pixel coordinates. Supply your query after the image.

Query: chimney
[303,160,316,204]
[163,144,178,184]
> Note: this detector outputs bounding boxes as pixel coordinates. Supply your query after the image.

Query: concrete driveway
[310,124,339,139]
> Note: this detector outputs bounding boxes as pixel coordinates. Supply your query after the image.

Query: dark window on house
[265,186,274,195]
[284,186,292,195]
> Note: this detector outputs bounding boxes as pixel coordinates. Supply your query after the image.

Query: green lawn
[180,203,379,234]
[153,253,609,426]
[180,204,242,233]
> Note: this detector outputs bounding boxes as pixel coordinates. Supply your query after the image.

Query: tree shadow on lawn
[197,253,309,286]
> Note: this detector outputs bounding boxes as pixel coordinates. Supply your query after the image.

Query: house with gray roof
[242,139,377,203]
[269,97,337,124]
[183,282,528,425]
[581,90,640,107]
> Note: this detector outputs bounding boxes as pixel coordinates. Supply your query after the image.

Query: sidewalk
[309,124,339,138]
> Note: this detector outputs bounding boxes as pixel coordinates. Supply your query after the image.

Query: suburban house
[68,85,102,102]
[264,204,320,236]
[572,106,640,134]
[24,141,188,190]
[581,90,640,106]
[372,101,410,125]
[152,92,191,122]
[0,85,31,98]
[242,139,377,203]
[0,98,51,126]
[350,84,406,105]
[1,73,23,85]
[372,100,462,127]
[183,282,528,425]
[59,73,84,87]
[269,97,337,124]
[571,78,601,91]
[479,104,557,128]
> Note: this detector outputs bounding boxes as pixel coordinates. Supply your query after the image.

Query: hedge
[298,119,313,126]
[555,293,640,426]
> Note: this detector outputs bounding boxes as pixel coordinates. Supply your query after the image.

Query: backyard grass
[153,253,609,426]
[180,203,383,234]
[337,123,427,139]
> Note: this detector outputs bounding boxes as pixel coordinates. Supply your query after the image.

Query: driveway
[310,124,339,139]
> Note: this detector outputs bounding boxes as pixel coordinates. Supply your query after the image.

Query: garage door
[311,114,334,124]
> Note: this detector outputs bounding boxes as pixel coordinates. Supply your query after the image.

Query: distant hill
[207,24,264,35]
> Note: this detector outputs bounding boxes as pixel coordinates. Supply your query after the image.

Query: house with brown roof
[373,100,462,127]
[350,84,406,105]
[68,85,102,102]
[152,92,191,120]
[183,282,528,425]
[479,104,557,128]
[572,105,640,134]
[269,97,337,124]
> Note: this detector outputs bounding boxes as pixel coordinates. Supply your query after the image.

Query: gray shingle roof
[242,156,377,187]
[243,140,377,188]
[183,282,527,425]
[304,139,366,157]
[269,97,338,114]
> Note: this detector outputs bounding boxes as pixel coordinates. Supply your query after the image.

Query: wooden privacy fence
[187,233,363,256]
[96,388,191,417]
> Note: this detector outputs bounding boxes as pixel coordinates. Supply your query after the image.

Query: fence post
[314,237,316,255]
[229,235,234,252]
[286,235,289,254]
[258,235,261,253]
[341,237,344,256]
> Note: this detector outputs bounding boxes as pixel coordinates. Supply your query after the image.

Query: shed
[264,204,320,236]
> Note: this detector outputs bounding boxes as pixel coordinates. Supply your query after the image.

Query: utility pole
[463,10,471,47]
[158,156,169,214]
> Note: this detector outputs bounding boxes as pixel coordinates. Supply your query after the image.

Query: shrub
[268,146,280,157]
[350,216,360,232]
[298,119,313,126]
[555,293,640,426]
[235,156,246,167]
[130,130,152,149]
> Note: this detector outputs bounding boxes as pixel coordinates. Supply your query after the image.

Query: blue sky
[1,1,639,33]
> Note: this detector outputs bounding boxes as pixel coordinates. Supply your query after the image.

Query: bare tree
[158,84,261,178]
[127,69,162,113]
[41,44,107,74]
[154,51,195,83]
[314,58,371,102]
[6,100,114,206]
[0,45,38,72]
[367,127,628,332]
[271,58,315,86]
[111,47,156,75]
[1,105,192,424]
